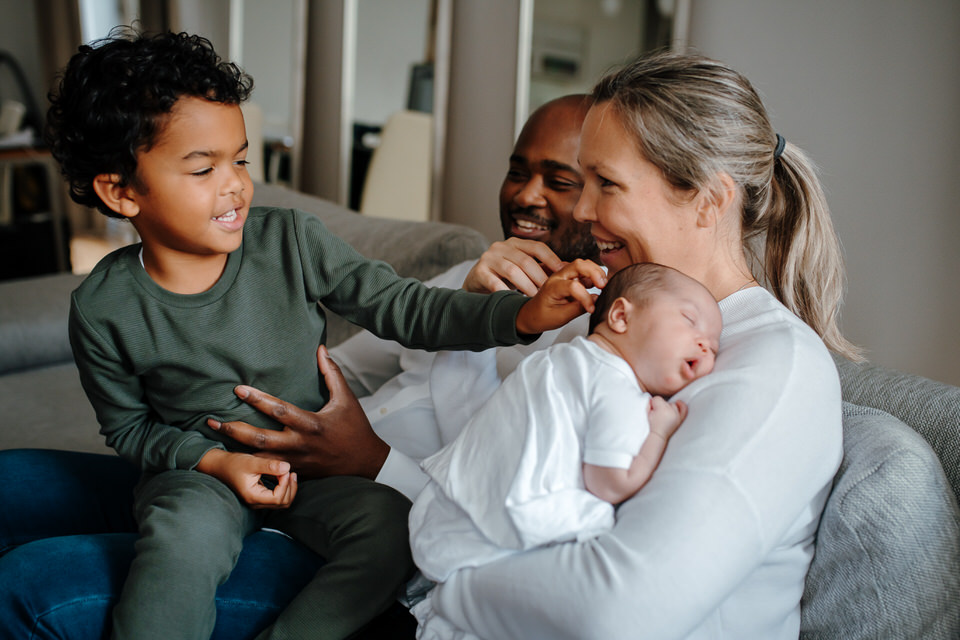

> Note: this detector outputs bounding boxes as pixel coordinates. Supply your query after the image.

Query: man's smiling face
[498,96,599,263]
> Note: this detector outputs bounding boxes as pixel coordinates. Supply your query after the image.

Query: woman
[423,52,858,638]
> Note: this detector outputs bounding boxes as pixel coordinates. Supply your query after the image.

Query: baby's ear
[605,297,632,334]
[92,174,140,218]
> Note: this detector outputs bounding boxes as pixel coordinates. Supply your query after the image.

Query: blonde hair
[592,51,861,359]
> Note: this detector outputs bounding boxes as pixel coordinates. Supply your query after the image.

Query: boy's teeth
[214,210,237,221]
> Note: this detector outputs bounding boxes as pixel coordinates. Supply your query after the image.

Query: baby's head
[589,263,722,396]
[46,28,253,218]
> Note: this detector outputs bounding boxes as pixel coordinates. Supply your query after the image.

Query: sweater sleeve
[69,297,223,471]
[294,213,531,351]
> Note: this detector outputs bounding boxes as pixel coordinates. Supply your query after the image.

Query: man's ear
[695,172,737,228]
[92,174,140,218]
[605,297,632,334]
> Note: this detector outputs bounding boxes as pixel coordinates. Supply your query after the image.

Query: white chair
[359,110,432,222]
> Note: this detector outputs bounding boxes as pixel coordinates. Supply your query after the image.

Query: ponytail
[762,144,863,360]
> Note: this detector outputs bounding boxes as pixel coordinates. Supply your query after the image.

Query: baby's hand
[648,397,687,440]
[197,449,298,509]
[514,259,606,335]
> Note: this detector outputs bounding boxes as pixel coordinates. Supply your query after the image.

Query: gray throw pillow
[800,402,960,639]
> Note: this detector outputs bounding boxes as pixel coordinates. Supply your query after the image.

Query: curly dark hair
[46,28,254,218]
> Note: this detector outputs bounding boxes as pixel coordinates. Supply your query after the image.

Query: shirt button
[380,407,388,415]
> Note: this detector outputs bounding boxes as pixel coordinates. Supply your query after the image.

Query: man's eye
[548,178,580,191]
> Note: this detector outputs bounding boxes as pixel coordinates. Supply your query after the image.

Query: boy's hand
[463,238,565,297]
[515,259,606,335]
[196,449,298,509]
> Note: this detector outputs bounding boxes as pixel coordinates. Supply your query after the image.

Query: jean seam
[30,595,115,639]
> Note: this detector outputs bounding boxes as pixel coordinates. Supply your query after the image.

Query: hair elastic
[774,133,786,160]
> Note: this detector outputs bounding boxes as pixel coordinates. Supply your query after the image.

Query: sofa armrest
[834,354,960,505]
[0,272,87,375]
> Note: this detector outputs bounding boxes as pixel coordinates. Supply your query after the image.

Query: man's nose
[514,176,546,208]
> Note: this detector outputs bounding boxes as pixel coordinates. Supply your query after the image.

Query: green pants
[111,471,413,640]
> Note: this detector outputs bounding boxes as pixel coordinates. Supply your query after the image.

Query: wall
[687,0,960,385]
[441,0,523,242]
[0,0,44,128]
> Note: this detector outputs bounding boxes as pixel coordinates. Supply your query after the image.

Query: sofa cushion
[0,272,86,375]
[800,402,960,639]
[835,355,960,505]
[1,361,107,454]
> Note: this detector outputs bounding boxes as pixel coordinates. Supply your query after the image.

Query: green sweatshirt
[69,206,528,472]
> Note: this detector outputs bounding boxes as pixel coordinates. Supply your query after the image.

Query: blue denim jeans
[0,449,414,639]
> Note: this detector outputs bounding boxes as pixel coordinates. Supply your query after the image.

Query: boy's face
[123,96,253,270]
[616,278,721,397]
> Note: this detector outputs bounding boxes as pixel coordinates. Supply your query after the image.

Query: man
[216,94,598,499]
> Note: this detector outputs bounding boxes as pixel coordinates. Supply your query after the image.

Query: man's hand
[207,346,390,481]
[196,448,297,509]
[462,238,565,296]
[515,259,607,335]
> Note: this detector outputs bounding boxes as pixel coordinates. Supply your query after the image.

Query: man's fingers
[208,417,288,450]
[317,345,352,402]
[232,383,316,431]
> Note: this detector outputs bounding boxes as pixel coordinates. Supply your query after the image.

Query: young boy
[407,263,721,637]
[49,30,601,639]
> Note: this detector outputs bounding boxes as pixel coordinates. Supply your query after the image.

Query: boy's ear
[605,297,631,334]
[92,174,140,219]
[695,172,737,228]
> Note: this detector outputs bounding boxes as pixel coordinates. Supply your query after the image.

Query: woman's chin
[599,248,631,274]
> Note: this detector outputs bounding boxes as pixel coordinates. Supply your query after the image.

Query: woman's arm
[430,320,843,638]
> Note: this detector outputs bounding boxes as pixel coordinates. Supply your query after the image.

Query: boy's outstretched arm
[584,398,687,505]
[515,259,606,335]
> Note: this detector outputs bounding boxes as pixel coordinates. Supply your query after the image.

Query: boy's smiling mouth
[212,208,245,231]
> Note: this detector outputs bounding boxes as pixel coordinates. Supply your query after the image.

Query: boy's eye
[191,168,213,176]
[235,159,250,167]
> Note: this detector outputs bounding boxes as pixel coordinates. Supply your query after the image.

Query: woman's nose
[573,189,594,223]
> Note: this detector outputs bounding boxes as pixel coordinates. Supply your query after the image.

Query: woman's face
[574,102,700,276]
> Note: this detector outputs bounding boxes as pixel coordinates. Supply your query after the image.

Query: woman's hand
[462,238,566,296]
[207,345,390,481]
[515,259,607,335]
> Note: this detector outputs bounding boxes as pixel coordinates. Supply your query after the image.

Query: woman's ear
[92,174,140,219]
[605,297,632,334]
[695,172,737,228]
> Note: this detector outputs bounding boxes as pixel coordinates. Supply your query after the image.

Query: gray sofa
[2,182,959,638]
